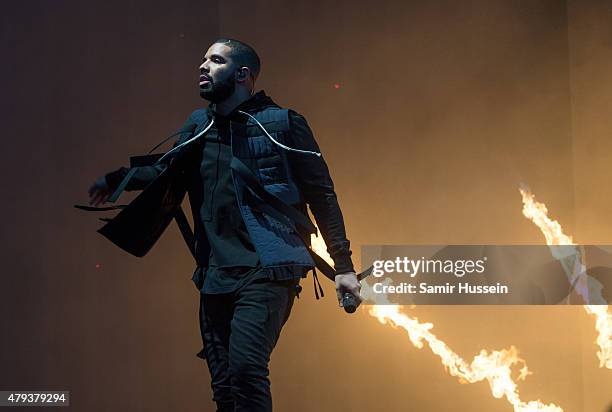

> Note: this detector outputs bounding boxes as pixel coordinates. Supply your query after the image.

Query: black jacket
[102,91,354,278]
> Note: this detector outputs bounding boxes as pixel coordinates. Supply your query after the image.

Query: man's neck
[213,89,254,116]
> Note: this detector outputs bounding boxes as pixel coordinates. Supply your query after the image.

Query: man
[88,38,361,411]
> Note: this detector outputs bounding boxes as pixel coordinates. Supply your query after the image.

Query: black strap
[108,168,138,203]
[108,154,168,203]
[307,249,337,281]
[74,204,127,211]
[312,268,324,299]
[243,188,294,228]
[307,248,372,280]
[230,157,318,235]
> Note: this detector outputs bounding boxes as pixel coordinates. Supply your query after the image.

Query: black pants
[198,272,299,411]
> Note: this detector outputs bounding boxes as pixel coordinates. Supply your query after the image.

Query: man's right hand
[88,175,113,207]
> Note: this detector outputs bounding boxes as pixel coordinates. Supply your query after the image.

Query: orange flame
[310,231,563,411]
[520,187,612,369]
[369,301,563,411]
[310,232,334,267]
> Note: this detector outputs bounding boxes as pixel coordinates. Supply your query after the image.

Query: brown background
[1,0,612,410]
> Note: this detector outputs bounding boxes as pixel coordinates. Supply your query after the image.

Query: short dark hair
[213,38,261,81]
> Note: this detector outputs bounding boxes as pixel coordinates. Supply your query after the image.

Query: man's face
[199,43,237,103]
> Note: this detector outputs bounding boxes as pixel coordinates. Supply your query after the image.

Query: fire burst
[520,186,612,369]
[310,233,563,411]
[368,302,562,412]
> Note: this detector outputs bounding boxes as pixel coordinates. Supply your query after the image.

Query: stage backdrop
[1,1,611,411]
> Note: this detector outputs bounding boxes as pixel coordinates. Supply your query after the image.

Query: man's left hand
[335,272,362,307]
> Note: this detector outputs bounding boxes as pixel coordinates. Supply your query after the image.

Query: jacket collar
[208,90,278,120]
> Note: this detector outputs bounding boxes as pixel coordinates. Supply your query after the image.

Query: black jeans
[198,270,299,411]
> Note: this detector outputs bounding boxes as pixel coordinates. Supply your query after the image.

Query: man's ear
[236,67,250,83]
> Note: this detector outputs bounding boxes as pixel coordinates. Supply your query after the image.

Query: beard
[199,73,235,103]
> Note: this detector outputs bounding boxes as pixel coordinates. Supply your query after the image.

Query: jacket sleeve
[104,114,196,192]
[286,110,355,275]
[104,164,166,192]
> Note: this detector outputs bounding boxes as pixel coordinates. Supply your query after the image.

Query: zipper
[230,119,264,265]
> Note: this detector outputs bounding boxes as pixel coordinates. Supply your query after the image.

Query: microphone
[341,292,359,314]
[339,268,372,314]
